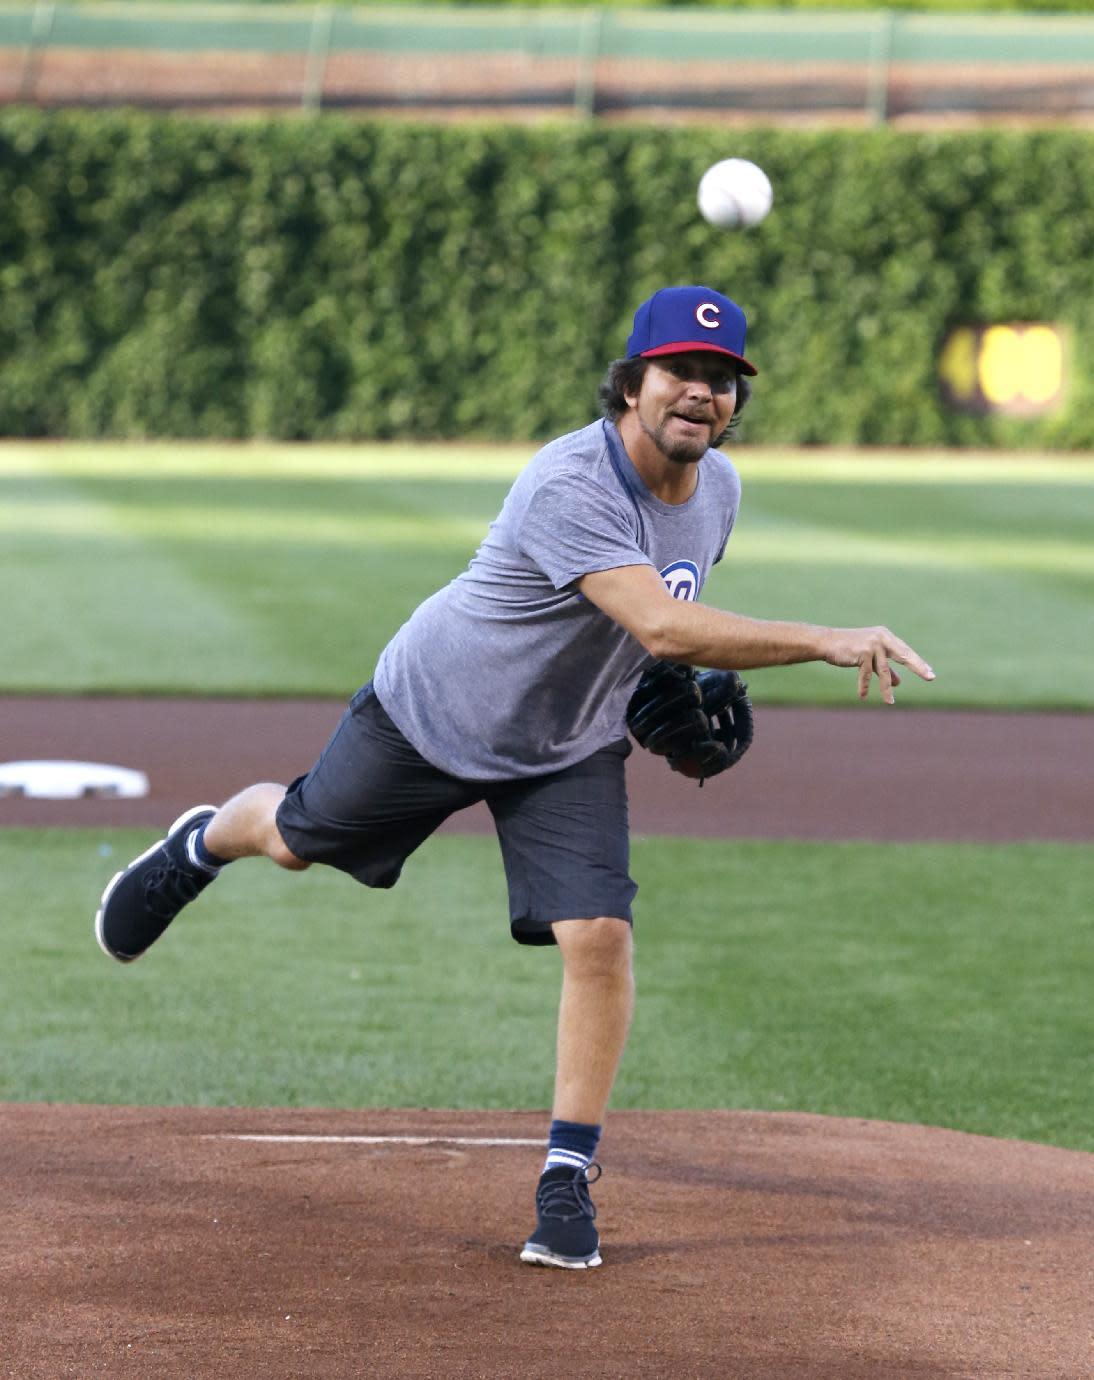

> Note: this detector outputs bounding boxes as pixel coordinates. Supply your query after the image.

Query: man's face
[628,353,738,464]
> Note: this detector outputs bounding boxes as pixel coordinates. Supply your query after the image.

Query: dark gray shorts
[275,683,637,946]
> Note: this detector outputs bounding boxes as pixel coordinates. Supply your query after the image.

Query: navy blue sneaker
[520,1163,602,1269]
[95,805,218,962]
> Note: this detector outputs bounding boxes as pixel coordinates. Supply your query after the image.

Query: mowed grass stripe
[2,442,1092,705]
[705,557,1093,707]
[5,495,1093,575]
[2,831,1090,1152]
[0,499,489,549]
[3,442,1093,485]
[0,441,528,482]
[2,468,292,693]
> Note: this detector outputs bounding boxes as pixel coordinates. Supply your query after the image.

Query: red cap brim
[640,340,758,376]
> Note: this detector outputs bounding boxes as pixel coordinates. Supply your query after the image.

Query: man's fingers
[858,647,895,703]
[839,627,935,701]
[889,640,935,683]
[876,653,895,705]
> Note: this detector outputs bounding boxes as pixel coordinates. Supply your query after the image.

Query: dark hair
[597,357,752,444]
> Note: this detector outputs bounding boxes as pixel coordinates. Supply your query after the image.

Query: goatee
[642,416,711,465]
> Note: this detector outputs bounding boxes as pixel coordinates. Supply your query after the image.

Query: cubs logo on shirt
[660,559,700,601]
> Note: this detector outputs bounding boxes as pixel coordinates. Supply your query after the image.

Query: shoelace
[142,857,207,920]
[536,1163,602,1222]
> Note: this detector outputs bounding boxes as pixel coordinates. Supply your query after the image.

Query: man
[94,285,934,1270]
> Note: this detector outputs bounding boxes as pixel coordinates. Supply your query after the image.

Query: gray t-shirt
[373,418,741,780]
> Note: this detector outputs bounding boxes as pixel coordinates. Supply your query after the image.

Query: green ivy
[2,111,1093,445]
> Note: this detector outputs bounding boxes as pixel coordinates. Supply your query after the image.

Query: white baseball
[697,158,773,229]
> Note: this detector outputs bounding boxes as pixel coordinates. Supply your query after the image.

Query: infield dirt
[2,695,1091,841]
[3,1103,1093,1379]
[2,696,1092,1378]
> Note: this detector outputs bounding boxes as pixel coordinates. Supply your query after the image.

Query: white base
[0,759,149,799]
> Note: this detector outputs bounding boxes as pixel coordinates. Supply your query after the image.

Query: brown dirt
[1,694,1091,842]
[3,1104,1093,1380]
[2,696,1092,1378]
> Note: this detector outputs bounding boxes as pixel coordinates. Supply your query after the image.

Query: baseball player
[94,285,935,1270]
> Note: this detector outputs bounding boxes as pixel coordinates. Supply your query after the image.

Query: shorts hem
[510,909,634,947]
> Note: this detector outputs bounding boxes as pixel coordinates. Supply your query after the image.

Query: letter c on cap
[696,303,720,330]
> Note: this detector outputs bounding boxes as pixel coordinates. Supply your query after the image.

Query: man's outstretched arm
[577,564,935,706]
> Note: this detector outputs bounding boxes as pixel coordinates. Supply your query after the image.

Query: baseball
[697,158,773,229]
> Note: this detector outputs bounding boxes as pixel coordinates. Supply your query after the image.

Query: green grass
[2,441,1093,708]
[2,829,1091,1151]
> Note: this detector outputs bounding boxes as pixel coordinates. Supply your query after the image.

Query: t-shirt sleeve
[713,512,736,565]
[516,471,654,590]
[711,455,743,565]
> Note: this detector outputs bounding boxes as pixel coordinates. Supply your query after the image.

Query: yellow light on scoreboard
[939,323,1065,416]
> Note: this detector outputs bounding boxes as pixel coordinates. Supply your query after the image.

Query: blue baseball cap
[626,286,758,376]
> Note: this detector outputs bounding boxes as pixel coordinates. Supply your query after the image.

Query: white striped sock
[185,828,221,875]
[543,1148,591,1174]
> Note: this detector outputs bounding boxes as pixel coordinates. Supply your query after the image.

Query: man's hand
[821,626,935,705]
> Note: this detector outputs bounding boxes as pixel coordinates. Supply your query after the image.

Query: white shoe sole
[519,1245,602,1269]
[94,804,218,963]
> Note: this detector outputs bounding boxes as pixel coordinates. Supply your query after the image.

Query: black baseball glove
[626,660,754,785]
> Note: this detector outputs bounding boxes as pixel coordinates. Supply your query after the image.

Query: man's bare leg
[203,782,309,870]
[551,916,635,1124]
[520,916,634,1269]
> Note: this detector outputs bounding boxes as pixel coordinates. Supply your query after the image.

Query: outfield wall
[3,5,1094,122]
[2,113,1092,446]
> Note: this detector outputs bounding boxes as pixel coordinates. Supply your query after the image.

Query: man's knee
[269,827,310,872]
[554,916,633,975]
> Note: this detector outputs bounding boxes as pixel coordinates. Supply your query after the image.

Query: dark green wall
[3,112,1092,446]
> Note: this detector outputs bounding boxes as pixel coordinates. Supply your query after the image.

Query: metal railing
[3,3,1094,122]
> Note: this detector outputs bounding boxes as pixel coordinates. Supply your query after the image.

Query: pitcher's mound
[3,1104,1091,1379]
